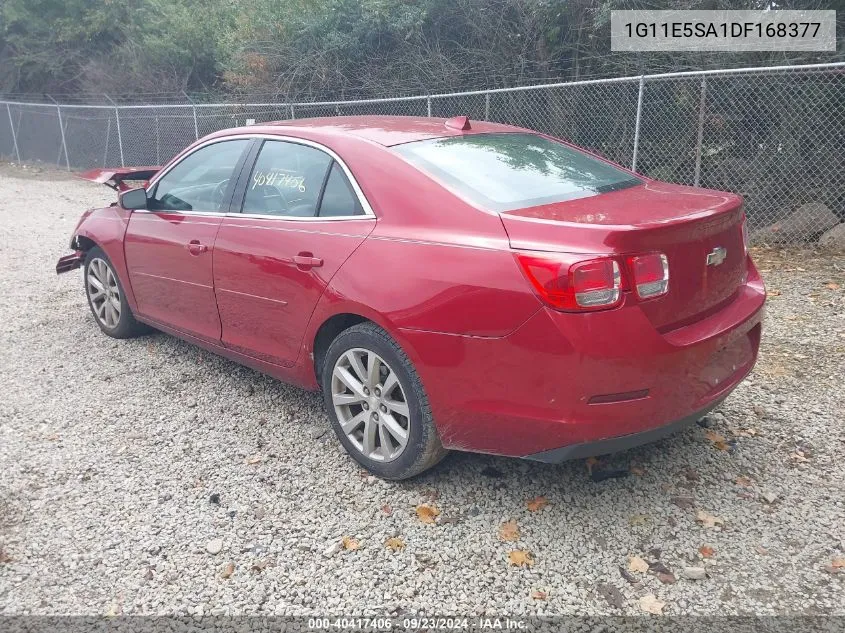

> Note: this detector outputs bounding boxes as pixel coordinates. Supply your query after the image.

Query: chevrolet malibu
[56,115,765,480]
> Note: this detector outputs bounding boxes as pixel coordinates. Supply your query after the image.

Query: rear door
[213,138,376,366]
[124,139,252,341]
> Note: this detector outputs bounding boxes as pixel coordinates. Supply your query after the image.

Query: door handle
[293,252,323,269]
[186,240,209,256]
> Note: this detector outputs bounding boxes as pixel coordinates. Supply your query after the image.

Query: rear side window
[393,133,641,212]
[243,140,332,217]
[319,163,363,217]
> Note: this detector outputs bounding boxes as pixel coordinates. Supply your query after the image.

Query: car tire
[322,322,448,480]
[83,247,150,339]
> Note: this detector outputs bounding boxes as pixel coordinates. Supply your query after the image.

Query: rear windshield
[393,133,641,212]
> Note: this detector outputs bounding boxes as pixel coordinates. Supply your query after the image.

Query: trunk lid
[500,180,746,330]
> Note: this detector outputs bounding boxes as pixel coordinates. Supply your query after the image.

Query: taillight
[628,253,669,300]
[515,254,622,312]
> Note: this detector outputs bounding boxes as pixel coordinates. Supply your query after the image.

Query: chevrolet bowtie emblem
[706,246,727,266]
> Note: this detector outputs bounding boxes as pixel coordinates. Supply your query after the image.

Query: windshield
[393,133,641,212]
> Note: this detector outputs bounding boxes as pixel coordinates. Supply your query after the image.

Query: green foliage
[1,0,128,91]
[80,0,239,94]
[1,0,842,98]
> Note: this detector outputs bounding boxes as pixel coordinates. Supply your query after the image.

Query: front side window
[148,140,250,212]
[393,133,642,212]
[242,141,332,217]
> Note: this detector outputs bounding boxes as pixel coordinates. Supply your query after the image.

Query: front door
[213,139,376,366]
[124,139,251,342]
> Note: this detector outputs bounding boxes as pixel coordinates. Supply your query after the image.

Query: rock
[322,541,342,558]
[683,468,700,482]
[619,566,639,585]
[683,566,707,580]
[414,552,436,569]
[649,561,671,575]
[596,583,625,609]
[762,492,778,504]
[670,496,695,509]
[753,202,839,244]
[638,594,665,614]
[206,538,223,555]
[308,426,326,439]
[818,222,845,253]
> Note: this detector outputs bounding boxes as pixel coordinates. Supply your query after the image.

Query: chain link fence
[2,62,844,244]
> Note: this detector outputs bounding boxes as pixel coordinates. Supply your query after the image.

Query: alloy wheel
[331,348,410,462]
[87,258,121,329]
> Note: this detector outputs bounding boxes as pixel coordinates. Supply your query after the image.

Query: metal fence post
[426,96,432,118]
[631,75,645,173]
[104,95,125,167]
[103,118,111,167]
[47,95,70,170]
[484,92,491,120]
[6,103,21,163]
[290,104,296,120]
[693,77,708,187]
[184,92,199,140]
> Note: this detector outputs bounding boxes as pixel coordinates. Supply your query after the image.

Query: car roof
[218,115,527,147]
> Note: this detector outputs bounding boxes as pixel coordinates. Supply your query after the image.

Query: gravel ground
[0,163,843,617]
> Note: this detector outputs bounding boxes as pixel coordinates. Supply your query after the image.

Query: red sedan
[56,116,765,480]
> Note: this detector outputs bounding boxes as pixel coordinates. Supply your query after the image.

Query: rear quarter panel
[297,145,545,435]
[326,236,539,336]
[303,143,541,339]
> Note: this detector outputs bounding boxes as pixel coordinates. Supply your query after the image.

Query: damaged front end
[56,222,93,275]
[57,236,88,274]
[56,166,159,275]
[56,250,85,274]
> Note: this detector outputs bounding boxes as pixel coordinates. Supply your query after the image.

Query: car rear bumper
[399,257,766,458]
[524,397,725,463]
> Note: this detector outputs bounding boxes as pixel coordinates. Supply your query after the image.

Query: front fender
[63,206,138,312]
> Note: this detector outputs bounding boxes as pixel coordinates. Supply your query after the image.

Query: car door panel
[212,138,376,367]
[123,138,252,342]
[125,213,223,342]
[213,217,375,366]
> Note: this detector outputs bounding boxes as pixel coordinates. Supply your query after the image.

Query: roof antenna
[445,116,471,131]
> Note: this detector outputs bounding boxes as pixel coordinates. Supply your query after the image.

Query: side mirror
[119,187,148,210]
